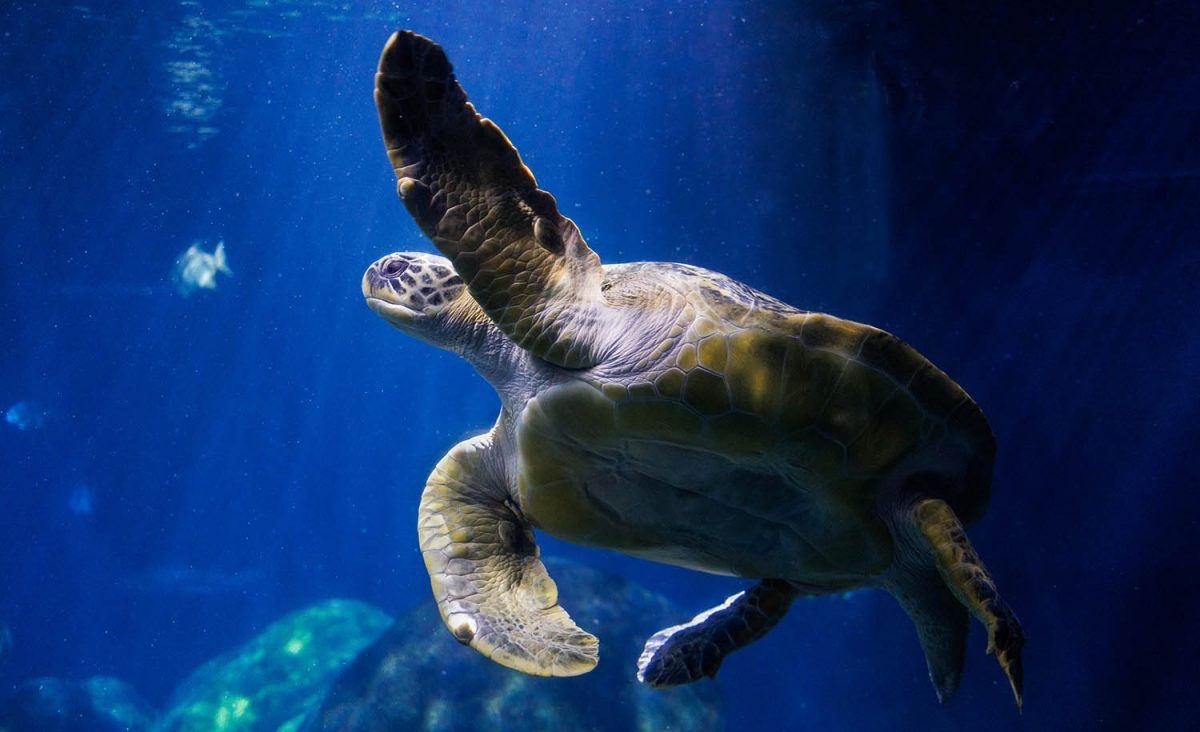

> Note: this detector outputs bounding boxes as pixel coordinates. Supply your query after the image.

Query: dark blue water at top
[1,1,1197,730]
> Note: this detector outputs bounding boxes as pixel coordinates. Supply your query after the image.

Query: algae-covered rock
[305,560,724,732]
[0,675,156,732]
[156,599,391,732]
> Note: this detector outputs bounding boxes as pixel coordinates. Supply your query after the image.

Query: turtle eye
[383,258,408,276]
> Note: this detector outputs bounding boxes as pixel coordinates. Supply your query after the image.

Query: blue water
[2,1,1197,730]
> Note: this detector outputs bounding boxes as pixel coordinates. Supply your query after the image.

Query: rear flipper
[896,498,1025,708]
[637,579,798,687]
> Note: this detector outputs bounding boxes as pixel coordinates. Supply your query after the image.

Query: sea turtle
[362,30,1024,707]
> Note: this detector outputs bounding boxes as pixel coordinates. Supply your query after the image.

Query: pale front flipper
[637,579,799,687]
[419,430,598,676]
[375,31,607,368]
[897,498,1025,708]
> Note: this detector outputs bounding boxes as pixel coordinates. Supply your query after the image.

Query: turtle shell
[514,263,994,588]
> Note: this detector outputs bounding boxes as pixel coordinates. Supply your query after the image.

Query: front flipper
[637,579,798,687]
[375,31,607,368]
[419,430,598,676]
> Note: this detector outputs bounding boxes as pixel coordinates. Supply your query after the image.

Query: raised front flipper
[637,579,798,687]
[419,430,598,676]
[375,31,607,368]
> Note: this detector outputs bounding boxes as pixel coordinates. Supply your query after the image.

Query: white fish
[175,240,232,296]
[4,400,47,430]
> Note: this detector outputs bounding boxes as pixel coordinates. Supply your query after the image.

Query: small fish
[175,240,232,296]
[4,400,47,430]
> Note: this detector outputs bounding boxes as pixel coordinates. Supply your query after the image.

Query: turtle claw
[986,609,1025,710]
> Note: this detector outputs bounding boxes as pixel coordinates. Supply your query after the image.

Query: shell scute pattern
[682,369,732,416]
[616,399,704,441]
[822,360,902,446]
[723,329,788,418]
[845,391,923,476]
[704,412,782,457]
[800,314,868,355]
[858,329,925,383]
[628,382,656,401]
[654,368,686,399]
[676,344,698,372]
[697,334,728,372]
[587,263,989,486]
[777,341,846,432]
[601,383,626,401]
[693,318,719,338]
[786,426,848,479]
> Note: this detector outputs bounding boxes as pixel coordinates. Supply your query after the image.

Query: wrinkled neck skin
[432,295,543,414]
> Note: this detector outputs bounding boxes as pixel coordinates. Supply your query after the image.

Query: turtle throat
[434,294,526,388]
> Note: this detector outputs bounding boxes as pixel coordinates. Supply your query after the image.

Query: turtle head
[364,251,524,385]
[362,252,474,345]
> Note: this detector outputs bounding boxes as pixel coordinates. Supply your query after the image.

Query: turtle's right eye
[383,259,408,276]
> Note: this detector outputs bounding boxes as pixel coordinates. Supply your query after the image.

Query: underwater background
[1,1,1197,730]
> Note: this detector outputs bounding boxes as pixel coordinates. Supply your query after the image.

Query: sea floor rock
[305,559,724,732]
[155,599,392,732]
